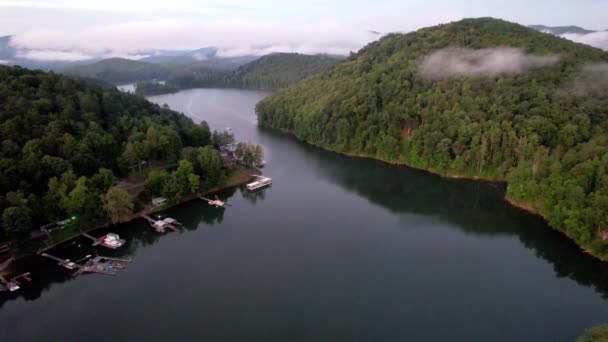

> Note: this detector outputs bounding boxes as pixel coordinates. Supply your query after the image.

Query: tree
[144,170,169,197]
[188,174,201,194]
[2,207,32,236]
[212,130,235,150]
[235,142,264,168]
[61,176,89,221]
[89,168,117,193]
[577,324,608,342]
[102,187,134,224]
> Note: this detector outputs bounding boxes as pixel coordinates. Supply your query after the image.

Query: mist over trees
[256,18,608,259]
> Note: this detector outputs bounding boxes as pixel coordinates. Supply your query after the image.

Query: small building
[40,219,73,234]
[152,197,167,207]
[220,151,236,169]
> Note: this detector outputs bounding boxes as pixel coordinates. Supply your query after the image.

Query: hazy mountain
[529,24,608,50]
[165,52,341,91]
[529,24,597,35]
[0,35,16,61]
[63,58,168,84]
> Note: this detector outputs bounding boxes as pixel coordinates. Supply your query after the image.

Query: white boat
[246,176,272,191]
[64,260,77,270]
[100,233,125,249]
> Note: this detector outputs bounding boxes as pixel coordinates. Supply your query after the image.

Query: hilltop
[63,58,168,84]
[226,53,341,89]
[138,52,341,94]
[256,18,608,260]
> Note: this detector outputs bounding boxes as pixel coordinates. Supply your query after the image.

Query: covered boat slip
[246,176,272,191]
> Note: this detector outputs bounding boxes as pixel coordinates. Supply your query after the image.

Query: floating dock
[83,232,126,249]
[75,256,132,276]
[0,272,31,292]
[246,176,272,191]
[200,195,231,208]
[41,253,79,270]
[142,215,181,233]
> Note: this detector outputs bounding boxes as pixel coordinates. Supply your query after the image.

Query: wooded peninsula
[0,66,262,253]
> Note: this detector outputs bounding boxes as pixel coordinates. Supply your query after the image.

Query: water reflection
[260,129,608,300]
[241,186,268,205]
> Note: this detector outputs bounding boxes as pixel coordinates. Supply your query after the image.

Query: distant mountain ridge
[63,58,167,84]
[164,52,341,91]
[0,36,257,71]
[528,24,597,35]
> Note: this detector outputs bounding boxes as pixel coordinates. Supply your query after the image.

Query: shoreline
[1,168,258,273]
[267,126,607,263]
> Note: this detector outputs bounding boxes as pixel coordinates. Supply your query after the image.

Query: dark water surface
[1,88,608,341]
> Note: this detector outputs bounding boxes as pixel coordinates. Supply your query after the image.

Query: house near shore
[152,197,167,207]
[220,151,236,169]
[40,218,73,234]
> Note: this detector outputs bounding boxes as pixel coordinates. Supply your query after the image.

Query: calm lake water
[2,88,608,341]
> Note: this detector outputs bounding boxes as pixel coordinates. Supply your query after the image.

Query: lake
[1,88,608,341]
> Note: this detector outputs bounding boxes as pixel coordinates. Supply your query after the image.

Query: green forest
[167,53,339,90]
[135,81,179,96]
[64,58,168,85]
[65,53,339,92]
[256,18,608,259]
[0,65,249,247]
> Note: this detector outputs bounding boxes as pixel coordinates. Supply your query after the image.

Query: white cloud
[9,18,376,59]
[0,59,12,64]
[420,47,559,81]
[561,32,608,50]
[17,50,94,61]
[571,63,608,97]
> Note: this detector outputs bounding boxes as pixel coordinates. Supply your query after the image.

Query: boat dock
[142,215,181,233]
[246,175,272,191]
[41,253,79,270]
[83,232,126,249]
[75,256,132,276]
[200,195,231,208]
[0,272,32,292]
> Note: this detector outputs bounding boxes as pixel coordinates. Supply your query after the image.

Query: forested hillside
[166,53,339,90]
[0,65,222,242]
[64,58,168,84]
[256,18,608,259]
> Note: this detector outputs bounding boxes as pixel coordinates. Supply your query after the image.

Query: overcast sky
[1,0,607,60]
